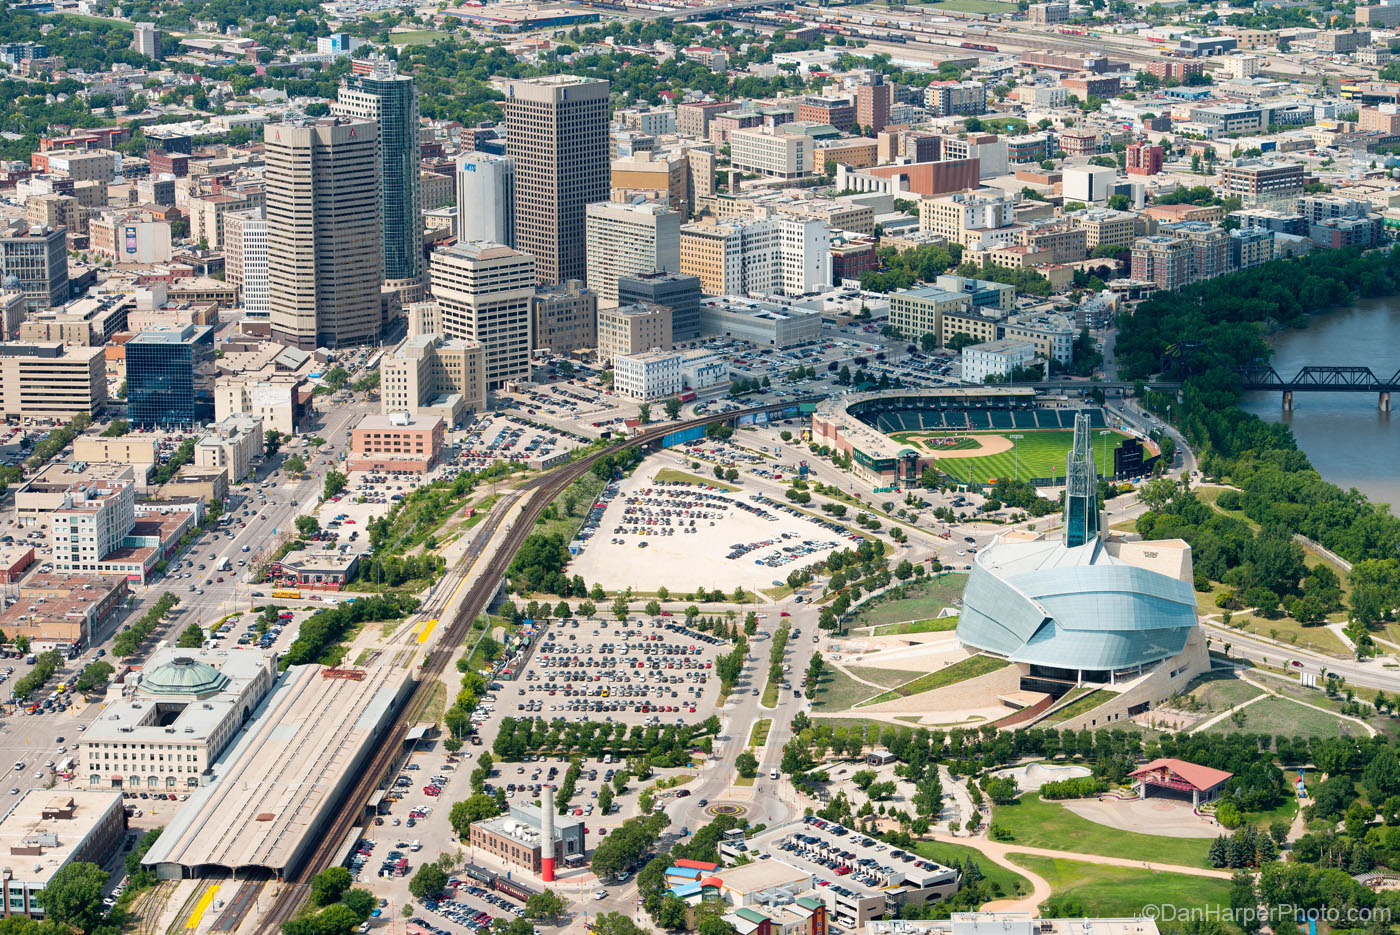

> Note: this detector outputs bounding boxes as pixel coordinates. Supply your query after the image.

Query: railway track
[253,401,814,932]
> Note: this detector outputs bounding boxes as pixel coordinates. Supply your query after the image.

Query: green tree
[324,470,347,500]
[176,623,204,648]
[735,750,759,778]
[311,867,353,906]
[295,514,320,537]
[449,794,504,837]
[408,863,448,900]
[313,903,362,935]
[284,455,307,475]
[592,912,649,935]
[664,398,683,420]
[36,862,108,933]
[639,403,652,424]
[524,890,568,922]
[343,889,376,921]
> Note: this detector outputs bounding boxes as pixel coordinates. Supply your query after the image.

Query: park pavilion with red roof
[1129,757,1233,806]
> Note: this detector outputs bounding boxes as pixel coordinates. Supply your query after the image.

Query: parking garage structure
[141,663,413,880]
[780,821,960,926]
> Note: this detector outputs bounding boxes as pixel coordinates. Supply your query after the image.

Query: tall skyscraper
[584,201,680,306]
[224,208,268,319]
[505,76,610,285]
[264,117,381,350]
[132,22,161,59]
[333,58,426,301]
[456,152,515,248]
[857,79,893,134]
[1063,411,1101,548]
[430,242,535,390]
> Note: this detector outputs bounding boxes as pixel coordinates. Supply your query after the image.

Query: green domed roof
[139,657,229,697]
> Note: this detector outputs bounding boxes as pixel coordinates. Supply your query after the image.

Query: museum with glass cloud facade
[956,414,1206,698]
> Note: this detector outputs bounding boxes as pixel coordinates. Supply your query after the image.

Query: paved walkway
[1190,692,1266,733]
[830,660,890,691]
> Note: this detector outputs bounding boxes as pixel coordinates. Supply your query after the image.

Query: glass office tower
[126,325,215,429]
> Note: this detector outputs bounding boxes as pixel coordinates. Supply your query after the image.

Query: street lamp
[1008,434,1024,483]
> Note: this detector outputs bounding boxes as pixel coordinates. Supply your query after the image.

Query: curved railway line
[253,399,813,933]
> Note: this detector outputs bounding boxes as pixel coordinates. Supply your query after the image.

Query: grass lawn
[858,655,1008,706]
[910,430,1132,484]
[868,617,960,636]
[1241,794,1298,828]
[762,676,781,708]
[1007,854,1233,918]
[1185,672,1266,712]
[410,680,448,726]
[533,470,605,544]
[993,794,1213,866]
[845,665,925,689]
[391,29,447,45]
[981,116,1029,134]
[912,840,1030,901]
[813,667,881,711]
[654,468,737,491]
[749,719,772,747]
[852,574,968,627]
[807,716,898,737]
[1041,689,1110,725]
[1210,695,1367,737]
[1222,613,1349,657]
[734,775,755,787]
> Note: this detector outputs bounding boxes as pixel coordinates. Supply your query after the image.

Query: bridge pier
[1382,392,1392,412]
[1282,390,1293,411]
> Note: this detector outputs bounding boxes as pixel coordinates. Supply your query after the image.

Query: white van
[770,768,780,780]
[410,840,422,852]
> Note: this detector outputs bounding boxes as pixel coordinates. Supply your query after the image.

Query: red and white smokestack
[541,784,556,883]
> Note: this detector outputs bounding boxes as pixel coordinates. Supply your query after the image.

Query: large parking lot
[569,473,857,592]
[511,615,728,726]
[454,415,587,470]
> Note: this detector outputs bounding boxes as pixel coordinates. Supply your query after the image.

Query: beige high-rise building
[188,188,265,248]
[584,201,680,307]
[224,208,269,319]
[430,242,535,390]
[597,303,671,367]
[531,280,598,355]
[0,342,106,419]
[686,148,717,211]
[611,151,688,216]
[380,332,486,425]
[264,117,382,350]
[505,76,610,285]
[1069,208,1139,250]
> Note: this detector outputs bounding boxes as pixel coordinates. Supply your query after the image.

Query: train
[961,41,996,51]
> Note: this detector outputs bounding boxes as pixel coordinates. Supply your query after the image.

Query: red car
[660,611,673,616]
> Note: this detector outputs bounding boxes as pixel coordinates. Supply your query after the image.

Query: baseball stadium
[810,388,1148,488]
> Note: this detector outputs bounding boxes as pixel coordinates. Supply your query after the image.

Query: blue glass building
[956,412,1198,680]
[126,325,215,429]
